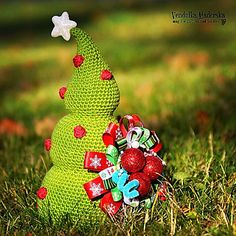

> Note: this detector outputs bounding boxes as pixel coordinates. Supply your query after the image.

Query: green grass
[1,1,236,235]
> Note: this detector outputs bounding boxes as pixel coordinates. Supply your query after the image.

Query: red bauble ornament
[142,156,163,181]
[101,70,113,80]
[129,172,151,197]
[74,125,86,138]
[59,87,67,99]
[37,187,47,200]
[44,138,51,151]
[121,148,145,173]
[73,54,84,68]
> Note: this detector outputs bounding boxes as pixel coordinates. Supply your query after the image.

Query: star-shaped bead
[51,11,77,41]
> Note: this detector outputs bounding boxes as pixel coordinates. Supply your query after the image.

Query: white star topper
[51,11,77,41]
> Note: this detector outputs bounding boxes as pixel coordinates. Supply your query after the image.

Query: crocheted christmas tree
[37,12,167,227]
[37,12,120,225]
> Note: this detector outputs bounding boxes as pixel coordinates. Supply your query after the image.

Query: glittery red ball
[44,138,51,151]
[121,148,145,173]
[59,87,67,99]
[101,70,113,80]
[74,125,86,138]
[73,54,84,68]
[142,156,163,181]
[37,187,47,200]
[129,172,151,197]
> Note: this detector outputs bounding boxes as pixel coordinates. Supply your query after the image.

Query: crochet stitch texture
[37,27,120,226]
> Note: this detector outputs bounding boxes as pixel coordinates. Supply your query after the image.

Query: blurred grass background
[0,0,236,235]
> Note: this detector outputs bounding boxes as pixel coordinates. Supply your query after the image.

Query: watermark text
[171,11,226,25]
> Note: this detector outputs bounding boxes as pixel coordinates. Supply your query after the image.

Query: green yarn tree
[37,12,120,225]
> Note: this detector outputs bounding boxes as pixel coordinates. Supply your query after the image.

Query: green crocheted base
[38,114,117,226]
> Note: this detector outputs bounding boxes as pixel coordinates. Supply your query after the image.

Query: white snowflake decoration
[51,11,77,41]
[89,183,104,197]
[90,155,102,169]
[106,203,116,214]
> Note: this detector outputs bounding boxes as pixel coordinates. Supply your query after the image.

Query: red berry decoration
[59,86,67,99]
[121,148,145,173]
[158,183,167,201]
[101,70,113,80]
[44,138,51,151]
[73,54,84,68]
[129,172,151,197]
[37,187,47,200]
[74,125,86,138]
[142,156,163,181]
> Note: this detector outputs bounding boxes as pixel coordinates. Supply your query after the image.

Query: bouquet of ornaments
[83,114,167,217]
